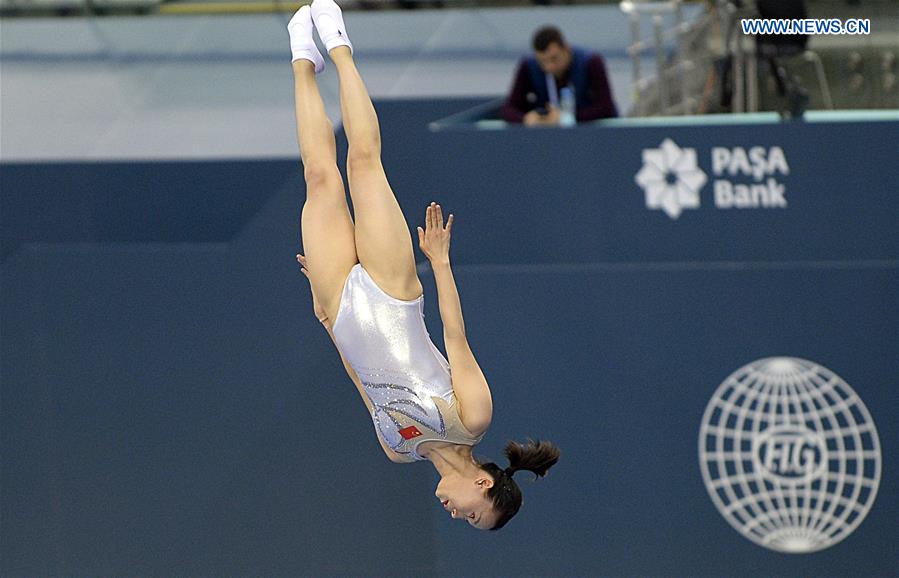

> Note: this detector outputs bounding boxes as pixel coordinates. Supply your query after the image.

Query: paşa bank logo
[635,139,707,219]
[698,357,881,553]
[636,138,790,219]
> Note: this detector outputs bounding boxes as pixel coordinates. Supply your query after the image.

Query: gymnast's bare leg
[313,0,424,302]
[289,5,358,323]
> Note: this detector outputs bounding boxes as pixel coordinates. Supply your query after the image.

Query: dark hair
[532,26,566,52]
[477,439,561,530]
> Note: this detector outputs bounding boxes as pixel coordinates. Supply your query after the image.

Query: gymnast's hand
[417,202,454,265]
[296,253,328,324]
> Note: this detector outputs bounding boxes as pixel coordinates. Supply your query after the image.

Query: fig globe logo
[698,357,881,553]
[635,138,707,220]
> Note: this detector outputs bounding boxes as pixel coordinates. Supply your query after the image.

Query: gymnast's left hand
[296,253,328,324]
[417,202,454,265]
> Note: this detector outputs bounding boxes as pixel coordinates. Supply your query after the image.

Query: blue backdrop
[2,102,896,577]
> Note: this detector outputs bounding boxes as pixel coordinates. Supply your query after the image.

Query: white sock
[287,5,325,73]
[311,0,353,55]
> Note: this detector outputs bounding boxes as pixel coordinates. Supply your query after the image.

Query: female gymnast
[288,0,560,531]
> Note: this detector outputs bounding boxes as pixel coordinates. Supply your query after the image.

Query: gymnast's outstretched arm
[417,204,493,436]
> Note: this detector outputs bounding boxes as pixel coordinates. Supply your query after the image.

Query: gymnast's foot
[311,0,354,56]
[287,5,325,73]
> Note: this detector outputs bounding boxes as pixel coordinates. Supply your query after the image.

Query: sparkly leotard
[331,263,485,461]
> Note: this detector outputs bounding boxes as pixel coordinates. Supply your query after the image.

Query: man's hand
[523,109,542,127]
[296,253,328,324]
[416,201,453,266]
[523,105,561,127]
[543,104,561,126]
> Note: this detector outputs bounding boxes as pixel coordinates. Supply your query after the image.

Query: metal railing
[621,0,699,115]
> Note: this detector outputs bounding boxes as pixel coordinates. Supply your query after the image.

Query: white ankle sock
[287,5,325,73]
[311,0,353,55]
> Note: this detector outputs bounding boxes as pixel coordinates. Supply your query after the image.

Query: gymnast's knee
[347,141,382,172]
[303,162,342,192]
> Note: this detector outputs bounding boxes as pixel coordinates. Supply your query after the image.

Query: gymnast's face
[535,42,572,79]
[435,472,499,530]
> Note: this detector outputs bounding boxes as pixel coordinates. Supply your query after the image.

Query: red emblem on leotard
[399,426,423,440]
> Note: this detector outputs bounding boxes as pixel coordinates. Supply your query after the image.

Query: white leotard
[331,264,484,461]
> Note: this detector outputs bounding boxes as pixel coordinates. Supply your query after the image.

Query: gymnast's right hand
[296,253,328,324]
[416,201,454,265]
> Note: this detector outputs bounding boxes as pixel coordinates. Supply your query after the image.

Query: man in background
[501,25,618,126]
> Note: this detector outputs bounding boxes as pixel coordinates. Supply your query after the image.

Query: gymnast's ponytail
[478,439,561,530]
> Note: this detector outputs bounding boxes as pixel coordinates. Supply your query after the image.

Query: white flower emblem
[635,138,707,219]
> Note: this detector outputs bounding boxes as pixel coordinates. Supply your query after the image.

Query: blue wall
[2,102,896,576]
